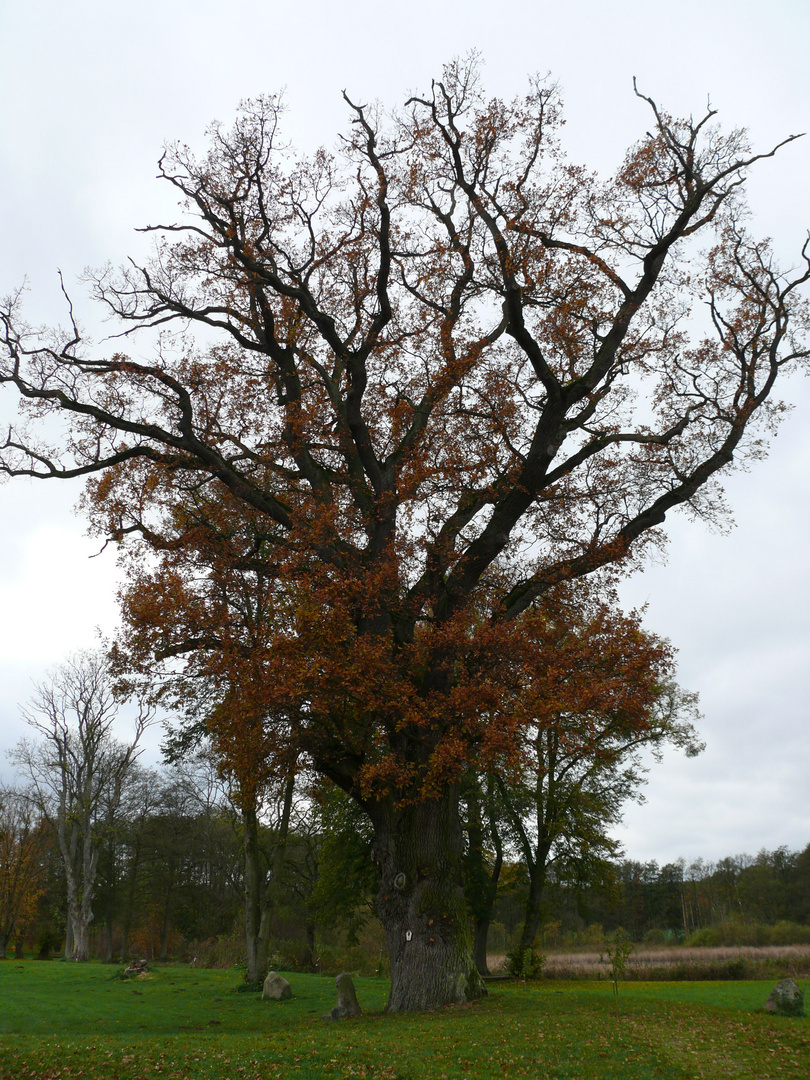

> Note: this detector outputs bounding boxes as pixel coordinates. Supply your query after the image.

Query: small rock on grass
[123,959,149,978]
[764,978,804,1017]
[262,971,292,1000]
[323,972,362,1020]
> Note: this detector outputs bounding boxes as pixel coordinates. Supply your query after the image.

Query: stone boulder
[764,978,804,1017]
[262,971,292,1001]
[324,972,362,1020]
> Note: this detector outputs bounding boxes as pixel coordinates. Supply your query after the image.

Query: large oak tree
[2,60,808,1008]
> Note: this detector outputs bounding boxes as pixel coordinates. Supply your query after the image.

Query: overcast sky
[1,0,808,867]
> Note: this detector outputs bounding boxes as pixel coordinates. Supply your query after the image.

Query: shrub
[268,939,316,973]
[686,926,723,947]
[505,943,546,979]
[187,928,246,969]
[36,929,62,960]
[768,921,810,946]
[642,928,667,946]
[581,924,607,948]
[600,929,634,1007]
[686,920,810,948]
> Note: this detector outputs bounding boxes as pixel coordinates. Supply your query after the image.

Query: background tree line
[1,751,372,967]
[491,846,810,955]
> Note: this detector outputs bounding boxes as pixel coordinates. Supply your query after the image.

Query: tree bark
[159,883,173,961]
[64,911,73,960]
[493,772,551,964]
[58,805,99,961]
[516,832,553,958]
[160,915,170,960]
[518,866,547,954]
[463,777,504,976]
[370,788,486,1012]
[71,908,90,962]
[244,774,294,984]
[302,921,316,972]
[65,839,99,961]
[472,918,492,976]
[105,915,114,962]
[244,804,267,984]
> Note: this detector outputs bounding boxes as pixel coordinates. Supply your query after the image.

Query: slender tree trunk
[244,804,266,984]
[244,775,294,984]
[472,918,492,976]
[119,925,130,962]
[518,875,545,953]
[370,787,486,1012]
[15,931,26,959]
[517,847,551,955]
[160,905,170,960]
[464,776,504,976]
[159,871,175,962]
[491,771,552,967]
[64,910,73,959]
[105,915,114,962]
[100,836,119,963]
[302,921,316,972]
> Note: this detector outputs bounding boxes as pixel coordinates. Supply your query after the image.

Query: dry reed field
[488,944,810,981]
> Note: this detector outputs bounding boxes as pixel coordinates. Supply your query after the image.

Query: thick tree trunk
[71,907,91,962]
[67,875,96,961]
[60,823,98,960]
[370,788,486,1012]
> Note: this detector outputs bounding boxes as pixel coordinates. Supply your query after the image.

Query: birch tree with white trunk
[10,651,152,961]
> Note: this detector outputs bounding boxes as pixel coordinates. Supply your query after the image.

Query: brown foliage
[0,791,46,954]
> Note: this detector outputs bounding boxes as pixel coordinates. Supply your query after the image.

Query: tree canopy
[462,584,702,973]
[2,59,808,1008]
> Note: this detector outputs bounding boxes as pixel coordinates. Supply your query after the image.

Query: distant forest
[2,753,808,966]
[509,845,810,950]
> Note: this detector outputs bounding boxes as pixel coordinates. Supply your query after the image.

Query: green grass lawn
[0,962,807,1079]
